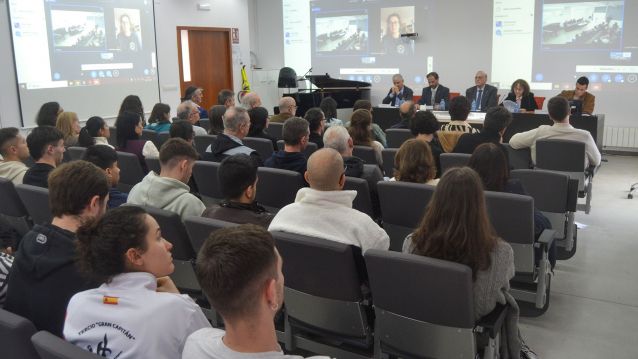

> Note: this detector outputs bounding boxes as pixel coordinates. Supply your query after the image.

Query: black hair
[115,111,142,149]
[82,145,118,170]
[448,95,470,121]
[410,110,439,136]
[26,126,64,160]
[218,154,258,200]
[208,105,226,135]
[148,103,171,124]
[159,138,198,166]
[576,76,589,86]
[283,117,309,146]
[36,102,61,127]
[170,121,195,141]
[0,127,20,156]
[118,95,145,125]
[319,97,338,120]
[483,107,512,133]
[304,107,325,133]
[217,89,234,105]
[78,116,107,147]
[547,96,570,121]
[248,107,269,136]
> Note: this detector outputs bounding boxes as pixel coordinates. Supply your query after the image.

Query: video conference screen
[7,0,160,126]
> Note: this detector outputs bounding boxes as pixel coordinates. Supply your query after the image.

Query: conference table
[372,106,605,151]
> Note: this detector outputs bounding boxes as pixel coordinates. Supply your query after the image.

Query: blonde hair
[56,112,79,143]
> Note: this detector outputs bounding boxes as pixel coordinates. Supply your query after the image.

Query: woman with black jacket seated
[502,79,537,113]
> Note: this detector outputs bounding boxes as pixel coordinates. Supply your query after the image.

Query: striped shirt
[440,121,480,134]
[0,253,14,307]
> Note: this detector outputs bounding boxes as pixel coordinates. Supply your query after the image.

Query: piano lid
[307,74,371,89]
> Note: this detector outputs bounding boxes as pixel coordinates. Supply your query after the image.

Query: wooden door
[177,27,233,112]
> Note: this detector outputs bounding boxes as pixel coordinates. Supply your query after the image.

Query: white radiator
[604,127,638,148]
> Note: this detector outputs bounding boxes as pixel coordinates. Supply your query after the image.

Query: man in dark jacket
[5,161,109,337]
[204,107,263,166]
[453,106,512,155]
[82,145,128,208]
[23,126,66,188]
[264,117,309,178]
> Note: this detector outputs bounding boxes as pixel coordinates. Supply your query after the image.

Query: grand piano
[284,74,371,117]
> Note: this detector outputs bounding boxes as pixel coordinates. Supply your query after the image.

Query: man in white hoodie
[269,148,389,252]
[0,128,30,184]
[127,138,205,219]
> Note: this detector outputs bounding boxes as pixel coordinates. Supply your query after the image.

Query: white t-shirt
[183,328,330,359]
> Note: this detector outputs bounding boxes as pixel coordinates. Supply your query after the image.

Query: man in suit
[557,76,595,115]
[382,74,413,107]
[418,72,450,109]
[466,71,498,112]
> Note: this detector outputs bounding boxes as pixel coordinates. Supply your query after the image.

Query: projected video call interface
[9,0,157,90]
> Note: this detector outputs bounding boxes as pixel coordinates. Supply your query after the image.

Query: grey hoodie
[127,172,205,219]
[0,160,28,185]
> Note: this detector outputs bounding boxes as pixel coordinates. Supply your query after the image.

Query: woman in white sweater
[64,206,210,359]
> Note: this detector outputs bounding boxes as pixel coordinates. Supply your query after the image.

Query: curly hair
[393,139,437,183]
[76,206,150,284]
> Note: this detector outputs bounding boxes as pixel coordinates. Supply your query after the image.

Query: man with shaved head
[465,70,498,112]
[268,148,389,252]
[269,97,297,123]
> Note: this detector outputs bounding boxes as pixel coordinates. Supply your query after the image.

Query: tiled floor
[520,154,638,358]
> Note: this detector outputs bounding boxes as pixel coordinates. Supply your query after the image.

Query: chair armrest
[586,165,597,178]
[566,178,579,212]
[475,303,508,338]
[535,229,556,249]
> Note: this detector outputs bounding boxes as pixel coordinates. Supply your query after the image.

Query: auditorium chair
[377,181,436,251]
[191,160,223,204]
[502,143,533,169]
[145,157,161,174]
[0,308,39,359]
[199,118,211,132]
[0,177,33,235]
[255,167,304,210]
[381,148,398,177]
[439,153,471,174]
[31,331,100,359]
[141,129,159,148]
[385,128,412,148]
[535,139,596,214]
[267,122,284,141]
[511,169,579,260]
[108,127,117,147]
[115,152,146,192]
[243,137,275,162]
[484,191,555,313]
[534,96,546,110]
[184,216,237,253]
[276,140,317,158]
[194,134,217,156]
[272,231,373,359]
[365,250,508,359]
[352,145,378,166]
[15,184,52,225]
[66,147,86,161]
[157,132,170,148]
[344,176,375,218]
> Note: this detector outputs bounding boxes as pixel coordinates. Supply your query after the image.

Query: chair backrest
[191,161,223,200]
[145,157,161,174]
[352,145,378,165]
[15,184,52,225]
[194,135,217,156]
[31,331,100,359]
[534,96,546,110]
[184,216,238,253]
[449,92,461,100]
[276,140,317,158]
[343,176,374,217]
[255,167,304,209]
[116,151,145,190]
[381,148,398,177]
[66,147,86,161]
[503,143,533,169]
[140,205,195,260]
[377,181,435,251]
[108,127,117,147]
[484,190,535,273]
[439,153,471,174]
[385,129,413,148]
[365,250,476,358]
[243,137,274,161]
[0,308,39,359]
[157,132,171,148]
[0,177,29,218]
[199,119,211,131]
[535,139,586,172]
[140,129,159,148]
[437,131,464,152]
[267,122,284,141]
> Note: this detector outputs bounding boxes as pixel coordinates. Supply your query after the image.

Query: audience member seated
[65,206,211,357]
[23,126,65,188]
[36,101,63,127]
[269,148,389,252]
[502,79,537,113]
[304,107,325,149]
[177,101,207,136]
[185,225,328,359]
[264,117,309,177]
[248,107,277,150]
[56,111,81,147]
[390,101,417,129]
[0,127,30,185]
[217,89,236,108]
[440,95,480,133]
[204,107,263,166]
[203,154,274,228]
[454,106,512,154]
[509,96,601,167]
[116,110,159,172]
[118,94,146,126]
[352,99,387,147]
[557,76,595,115]
[78,116,113,148]
[349,109,384,165]
[270,97,297,123]
[171,120,196,144]
[468,143,555,268]
[0,241,12,308]
[410,110,443,177]
[82,145,128,209]
[128,138,205,219]
[5,161,109,336]
[391,139,439,185]
[145,103,172,132]
[240,92,262,110]
[403,167,532,359]
[183,85,208,118]
[208,105,226,135]
[319,97,343,127]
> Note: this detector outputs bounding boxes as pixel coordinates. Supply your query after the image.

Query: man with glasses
[177,101,207,136]
[465,70,498,112]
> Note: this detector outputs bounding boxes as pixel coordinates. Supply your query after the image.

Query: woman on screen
[117,14,142,52]
[381,12,413,56]
[56,111,81,147]
[502,79,537,113]
[78,116,112,148]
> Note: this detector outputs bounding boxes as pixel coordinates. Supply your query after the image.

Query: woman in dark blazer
[503,79,538,113]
